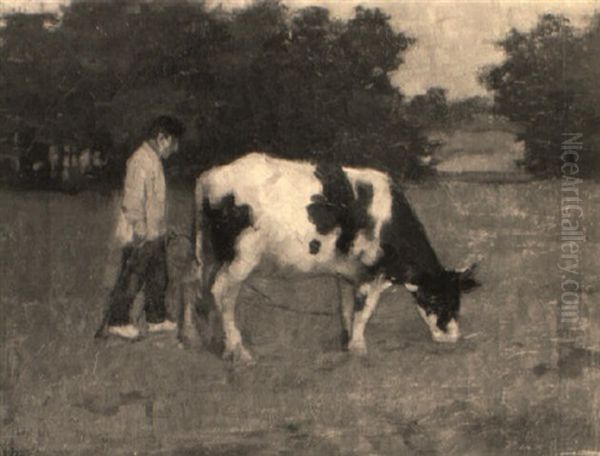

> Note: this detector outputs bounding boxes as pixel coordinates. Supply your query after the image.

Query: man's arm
[121,161,147,241]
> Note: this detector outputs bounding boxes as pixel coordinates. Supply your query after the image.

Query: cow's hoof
[348,340,368,357]
[432,333,460,344]
[223,345,255,366]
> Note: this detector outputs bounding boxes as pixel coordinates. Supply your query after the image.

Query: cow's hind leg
[178,237,224,354]
[212,228,263,364]
[347,275,391,356]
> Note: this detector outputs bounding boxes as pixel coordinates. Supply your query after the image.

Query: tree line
[0,0,432,182]
[2,1,598,182]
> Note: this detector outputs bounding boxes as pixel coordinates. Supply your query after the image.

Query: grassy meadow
[1,177,599,455]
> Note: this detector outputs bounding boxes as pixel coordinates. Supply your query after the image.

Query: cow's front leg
[348,275,391,356]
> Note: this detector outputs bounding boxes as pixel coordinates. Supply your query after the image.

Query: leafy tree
[0,0,426,180]
[60,0,228,152]
[481,14,600,175]
[447,96,492,126]
[0,13,66,140]
[341,6,413,91]
[406,87,449,129]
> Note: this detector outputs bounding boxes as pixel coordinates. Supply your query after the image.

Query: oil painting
[0,1,598,454]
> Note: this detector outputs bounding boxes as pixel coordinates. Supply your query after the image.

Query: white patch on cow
[445,319,460,341]
[351,232,382,266]
[416,307,460,343]
[348,275,392,354]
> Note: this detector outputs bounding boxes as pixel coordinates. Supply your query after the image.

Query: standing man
[105,115,185,339]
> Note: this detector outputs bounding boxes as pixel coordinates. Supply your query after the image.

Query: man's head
[146,116,185,159]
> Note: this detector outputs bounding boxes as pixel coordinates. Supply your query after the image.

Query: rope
[245,283,336,317]
[167,232,337,318]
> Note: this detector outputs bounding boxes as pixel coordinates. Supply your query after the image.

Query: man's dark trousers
[108,237,169,326]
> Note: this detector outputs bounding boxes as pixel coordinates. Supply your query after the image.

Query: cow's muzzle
[431,319,460,344]
[417,307,460,344]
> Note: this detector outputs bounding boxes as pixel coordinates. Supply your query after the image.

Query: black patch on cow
[378,185,444,283]
[375,184,466,332]
[309,239,321,255]
[202,194,252,264]
[354,293,366,312]
[306,162,374,255]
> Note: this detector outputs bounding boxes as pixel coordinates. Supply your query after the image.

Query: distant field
[432,129,525,174]
[1,178,599,455]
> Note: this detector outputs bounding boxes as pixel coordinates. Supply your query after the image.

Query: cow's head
[404,263,479,343]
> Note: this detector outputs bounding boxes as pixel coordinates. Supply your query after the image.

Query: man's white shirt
[115,142,167,245]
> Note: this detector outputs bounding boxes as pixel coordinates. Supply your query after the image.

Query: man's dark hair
[145,116,185,140]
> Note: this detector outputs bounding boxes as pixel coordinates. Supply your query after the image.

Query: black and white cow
[182,152,479,363]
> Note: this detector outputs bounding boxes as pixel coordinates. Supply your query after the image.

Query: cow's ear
[456,263,480,293]
[404,283,419,293]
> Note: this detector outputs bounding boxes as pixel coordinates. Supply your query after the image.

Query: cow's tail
[177,175,206,348]
[179,174,223,353]
[193,175,206,278]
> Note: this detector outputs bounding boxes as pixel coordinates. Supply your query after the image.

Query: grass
[1,178,599,454]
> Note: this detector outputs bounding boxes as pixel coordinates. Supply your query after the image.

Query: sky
[2,0,600,99]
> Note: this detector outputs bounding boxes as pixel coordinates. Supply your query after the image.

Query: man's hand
[132,221,147,246]
[132,232,146,247]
